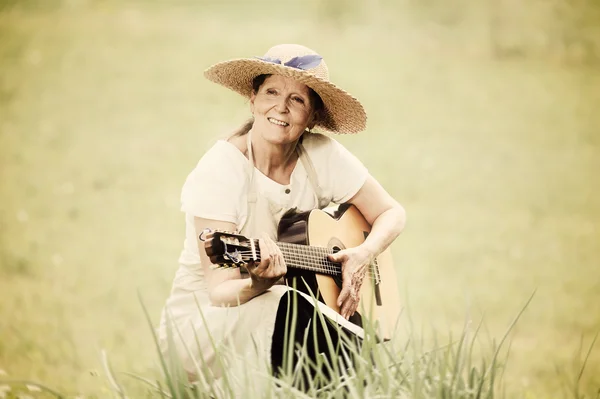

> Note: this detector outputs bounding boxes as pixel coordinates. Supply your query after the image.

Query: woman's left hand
[328,246,372,320]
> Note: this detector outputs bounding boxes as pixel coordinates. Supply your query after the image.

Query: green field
[1,1,599,397]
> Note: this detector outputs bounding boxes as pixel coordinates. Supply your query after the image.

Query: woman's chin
[258,127,302,146]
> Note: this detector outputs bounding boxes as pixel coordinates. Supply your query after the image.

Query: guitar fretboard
[249,239,342,276]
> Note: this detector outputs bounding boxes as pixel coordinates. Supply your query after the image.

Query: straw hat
[204,44,367,134]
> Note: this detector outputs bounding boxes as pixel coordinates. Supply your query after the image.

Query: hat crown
[263,44,329,81]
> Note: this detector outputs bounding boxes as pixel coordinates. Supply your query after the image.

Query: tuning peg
[198,228,213,242]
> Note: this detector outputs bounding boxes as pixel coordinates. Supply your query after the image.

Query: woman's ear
[249,92,256,114]
[308,109,321,130]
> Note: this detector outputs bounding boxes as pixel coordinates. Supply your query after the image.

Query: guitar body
[277,204,401,340]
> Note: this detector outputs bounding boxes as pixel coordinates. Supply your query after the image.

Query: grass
[93,290,535,399]
[1,0,599,397]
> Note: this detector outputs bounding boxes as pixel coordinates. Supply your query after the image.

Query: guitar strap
[241,130,324,236]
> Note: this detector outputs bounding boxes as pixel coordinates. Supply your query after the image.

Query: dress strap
[245,131,258,204]
[238,131,258,234]
[296,140,324,206]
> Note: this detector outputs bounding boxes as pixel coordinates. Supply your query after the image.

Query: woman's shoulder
[301,132,353,162]
[180,140,248,219]
[302,132,334,147]
[226,134,248,156]
[183,139,249,193]
[301,132,339,156]
[181,139,248,209]
[301,131,366,176]
[194,139,248,172]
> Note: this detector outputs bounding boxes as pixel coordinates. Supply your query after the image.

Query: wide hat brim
[204,58,367,134]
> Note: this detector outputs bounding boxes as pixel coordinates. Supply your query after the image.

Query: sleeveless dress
[157,131,368,388]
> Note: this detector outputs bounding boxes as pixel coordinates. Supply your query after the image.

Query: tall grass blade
[192,293,235,398]
[164,312,185,399]
[450,316,471,396]
[120,372,172,398]
[100,349,127,398]
[575,330,599,398]
[486,290,536,396]
[138,291,179,397]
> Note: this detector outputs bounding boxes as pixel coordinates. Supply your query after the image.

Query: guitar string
[228,249,379,281]
[216,234,383,268]
[275,240,380,267]
[232,249,338,271]
[216,237,381,281]
[232,240,381,274]
[265,238,381,265]
[253,238,380,269]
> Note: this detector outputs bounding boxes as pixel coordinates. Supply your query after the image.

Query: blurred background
[1,0,599,397]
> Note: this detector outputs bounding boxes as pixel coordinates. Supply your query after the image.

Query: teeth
[268,117,289,126]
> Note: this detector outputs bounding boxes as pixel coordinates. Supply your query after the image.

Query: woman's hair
[229,74,325,138]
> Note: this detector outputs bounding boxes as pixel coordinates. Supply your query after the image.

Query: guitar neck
[248,240,341,276]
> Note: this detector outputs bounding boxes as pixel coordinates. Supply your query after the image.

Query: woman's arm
[328,175,406,319]
[349,175,406,256]
[193,217,286,307]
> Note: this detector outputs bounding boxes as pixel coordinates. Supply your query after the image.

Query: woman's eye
[266,89,277,95]
[292,97,305,104]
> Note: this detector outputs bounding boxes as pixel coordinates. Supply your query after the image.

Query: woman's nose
[274,96,289,113]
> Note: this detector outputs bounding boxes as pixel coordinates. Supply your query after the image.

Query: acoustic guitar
[203,204,401,340]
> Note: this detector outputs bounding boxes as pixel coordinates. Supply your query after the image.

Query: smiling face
[250,75,317,146]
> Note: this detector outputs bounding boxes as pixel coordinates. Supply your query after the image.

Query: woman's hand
[246,233,287,291]
[328,246,372,320]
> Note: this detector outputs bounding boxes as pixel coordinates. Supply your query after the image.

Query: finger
[339,298,347,319]
[328,250,347,263]
[262,233,276,250]
[273,241,285,265]
[340,298,353,320]
[349,298,358,318]
[337,286,350,308]
[256,238,272,271]
[260,234,284,276]
[341,281,362,318]
[264,237,279,267]
[344,295,360,320]
[337,266,354,304]
[275,252,288,277]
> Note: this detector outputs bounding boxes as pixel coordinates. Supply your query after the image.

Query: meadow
[1,0,599,397]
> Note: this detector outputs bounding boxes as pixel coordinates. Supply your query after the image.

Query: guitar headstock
[203,230,258,267]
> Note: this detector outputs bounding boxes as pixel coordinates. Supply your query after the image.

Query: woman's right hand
[246,233,287,291]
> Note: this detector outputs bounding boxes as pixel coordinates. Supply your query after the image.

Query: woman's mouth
[268,117,289,127]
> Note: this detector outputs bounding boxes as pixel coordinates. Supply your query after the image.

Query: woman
[158,44,406,388]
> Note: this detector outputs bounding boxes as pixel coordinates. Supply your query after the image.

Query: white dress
[158,132,368,386]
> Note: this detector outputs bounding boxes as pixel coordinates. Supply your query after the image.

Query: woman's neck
[250,131,299,185]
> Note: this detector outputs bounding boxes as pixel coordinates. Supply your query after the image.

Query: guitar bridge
[370,259,383,306]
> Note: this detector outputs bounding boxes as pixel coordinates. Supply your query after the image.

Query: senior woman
[158,44,406,387]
